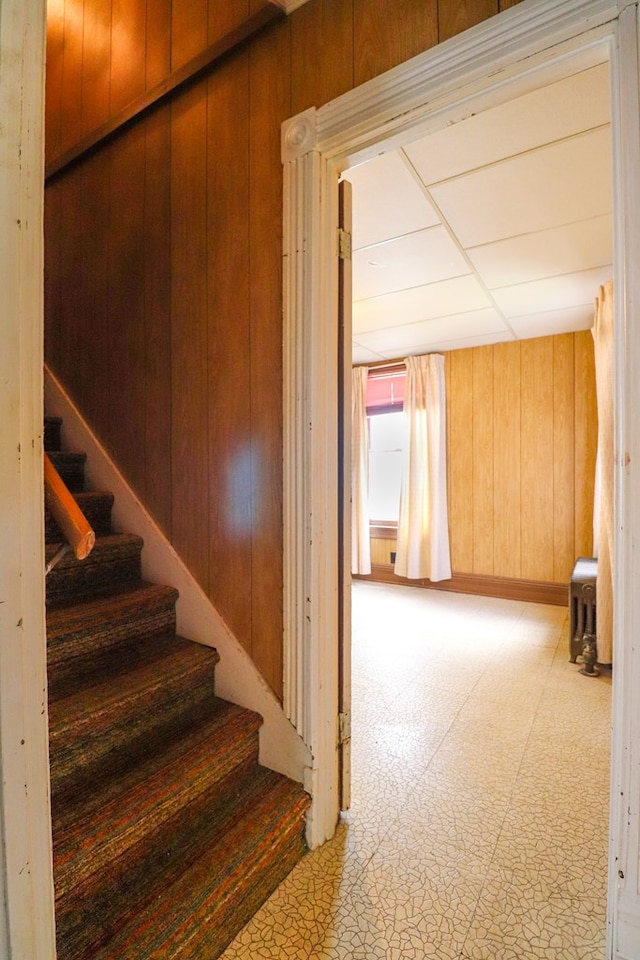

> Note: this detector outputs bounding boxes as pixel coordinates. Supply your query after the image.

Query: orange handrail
[44,453,95,561]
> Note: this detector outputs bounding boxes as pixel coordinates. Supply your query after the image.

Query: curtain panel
[351,367,371,575]
[394,354,451,582]
[592,280,614,664]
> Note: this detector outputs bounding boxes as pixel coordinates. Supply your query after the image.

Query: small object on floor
[569,557,598,663]
[579,631,600,678]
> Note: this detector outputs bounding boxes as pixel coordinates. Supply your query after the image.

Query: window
[368,410,407,523]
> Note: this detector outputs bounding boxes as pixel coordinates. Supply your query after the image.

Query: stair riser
[91,779,309,960]
[46,552,142,607]
[55,752,262,957]
[45,494,113,541]
[48,625,178,700]
[46,451,86,492]
[47,588,179,699]
[49,658,217,803]
[44,416,62,452]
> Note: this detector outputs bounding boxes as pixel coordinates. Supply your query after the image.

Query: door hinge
[338,228,352,261]
[338,711,351,744]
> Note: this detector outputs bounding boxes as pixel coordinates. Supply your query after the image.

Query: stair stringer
[44,366,311,786]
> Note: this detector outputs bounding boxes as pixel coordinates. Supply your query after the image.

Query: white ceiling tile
[404,62,610,184]
[508,305,595,339]
[351,342,388,364]
[354,308,508,356]
[467,215,612,288]
[353,274,491,334]
[342,152,440,248]
[427,127,611,248]
[352,225,469,300]
[491,266,612,318]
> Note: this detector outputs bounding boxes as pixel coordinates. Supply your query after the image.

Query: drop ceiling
[344,62,612,363]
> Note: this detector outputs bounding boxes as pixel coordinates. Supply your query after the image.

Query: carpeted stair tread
[46,490,114,542]
[47,581,179,697]
[53,699,262,899]
[46,450,86,491]
[89,768,310,960]
[49,639,219,802]
[46,533,143,608]
[44,414,310,960]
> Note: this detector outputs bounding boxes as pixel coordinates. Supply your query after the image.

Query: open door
[337,178,352,811]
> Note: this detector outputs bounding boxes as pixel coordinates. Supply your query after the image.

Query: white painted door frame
[282,1,640,955]
[0,0,57,957]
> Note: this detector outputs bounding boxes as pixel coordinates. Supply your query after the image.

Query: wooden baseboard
[354,565,567,606]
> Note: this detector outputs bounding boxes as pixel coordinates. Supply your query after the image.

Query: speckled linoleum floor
[220,581,611,960]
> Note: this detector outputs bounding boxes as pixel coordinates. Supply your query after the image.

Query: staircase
[44,416,309,960]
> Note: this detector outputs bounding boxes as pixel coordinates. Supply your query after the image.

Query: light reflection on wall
[224,447,253,538]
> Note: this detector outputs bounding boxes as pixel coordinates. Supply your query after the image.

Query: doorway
[282,2,640,956]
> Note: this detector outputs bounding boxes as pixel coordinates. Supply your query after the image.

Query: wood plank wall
[44,0,524,698]
[370,332,597,587]
[447,332,597,582]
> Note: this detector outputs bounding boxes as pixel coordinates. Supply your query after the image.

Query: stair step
[49,639,220,804]
[54,700,264,957]
[45,490,114,542]
[46,533,143,608]
[44,415,63,452]
[47,582,180,698]
[89,767,310,960]
[46,450,86,491]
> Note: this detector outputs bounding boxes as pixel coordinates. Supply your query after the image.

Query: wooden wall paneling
[44,0,65,165]
[472,345,494,574]
[370,538,396,565]
[43,181,64,377]
[81,0,112,136]
[208,0,251,42]
[143,106,173,537]
[520,337,555,581]
[207,53,253,652]
[574,329,597,559]
[291,0,354,115]
[438,0,499,42]
[492,341,521,578]
[145,0,172,88]
[248,21,291,697]
[171,0,209,70]
[170,83,210,589]
[354,0,438,87]
[59,0,85,156]
[58,160,98,420]
[447,349,474,572]
[107,125,148,495]
[552,334,576,582]
[110,0,147,114]
[499,0,524,8]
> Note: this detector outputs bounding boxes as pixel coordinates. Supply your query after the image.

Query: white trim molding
[282,10,640,957]
[0,0,56,956]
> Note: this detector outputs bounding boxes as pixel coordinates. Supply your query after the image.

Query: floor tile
[220,582,611,960]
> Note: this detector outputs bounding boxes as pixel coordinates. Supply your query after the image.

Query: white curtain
[351,366,371,575]
[394,354,451,581]
[592,280,614,664]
